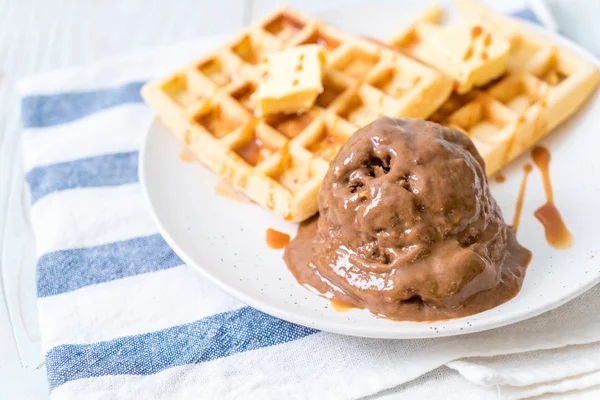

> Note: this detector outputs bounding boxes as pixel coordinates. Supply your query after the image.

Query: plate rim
[139,17,600,339]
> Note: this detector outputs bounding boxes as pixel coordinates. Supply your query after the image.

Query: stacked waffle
[142,0,599,221]
[389,0,599,175]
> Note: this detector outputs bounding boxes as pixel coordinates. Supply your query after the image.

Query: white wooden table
[0,0,582,398]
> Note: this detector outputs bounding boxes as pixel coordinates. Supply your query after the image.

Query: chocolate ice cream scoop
[285,117,531,321]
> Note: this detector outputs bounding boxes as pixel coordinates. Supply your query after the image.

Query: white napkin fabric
[18,11,600,400]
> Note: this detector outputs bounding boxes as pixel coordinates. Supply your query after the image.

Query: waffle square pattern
[143,1,598,221]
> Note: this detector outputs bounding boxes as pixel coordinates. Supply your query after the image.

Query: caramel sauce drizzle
[463,45,474,61]
[513,164,532,232]
[483,33,492,47]
[235,137,264,166]
[266,228,290,249]
[531,146,573,249]
[468,25,491,61]
[330,299,353,312]
[471,25,483,38]
[179,151,194,163]
[213,180,249,203]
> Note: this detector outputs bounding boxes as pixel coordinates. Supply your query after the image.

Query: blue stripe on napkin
[46,306,318,390]
[26,151,139,204]
[21,81,146,128]
[511,8,541,24]
[37,234,182,298]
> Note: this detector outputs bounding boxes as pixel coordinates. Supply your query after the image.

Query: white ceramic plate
[140,2,600,339]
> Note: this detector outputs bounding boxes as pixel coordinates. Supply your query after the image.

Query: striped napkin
[19,8,600,400]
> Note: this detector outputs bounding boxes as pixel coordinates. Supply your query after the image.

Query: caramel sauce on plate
[535,203,573,249]
[235,137,264,166]
[494,174,506,183]
[266,228,290,249]
[213,180,249,203]
[531,146,573,249]
[178,151,194,163]
[330,299,354,312]
[512,164,532,232]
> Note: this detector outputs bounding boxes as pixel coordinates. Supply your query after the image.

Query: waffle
[389,0,600,176]
[142,8,453,222]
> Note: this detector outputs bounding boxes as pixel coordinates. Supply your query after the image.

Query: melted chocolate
[285,117,531,321]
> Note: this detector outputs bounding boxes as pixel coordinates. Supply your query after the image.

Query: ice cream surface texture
[284,117,531,321]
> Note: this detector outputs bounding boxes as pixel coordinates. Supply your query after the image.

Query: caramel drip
[532,146,552,202]
[179,151,194,163]
[483,33,492,47]
[463,45,474,61]
[531,146,573,249]
[213,180,249,203]
[235,136,265,166]
[480,32,491,60]
[513,164,532,231]
[266,228,290,249]
[330,299,353,312]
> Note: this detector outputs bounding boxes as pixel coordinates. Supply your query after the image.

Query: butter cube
[254,44,326,116]
[413,22,510,93]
